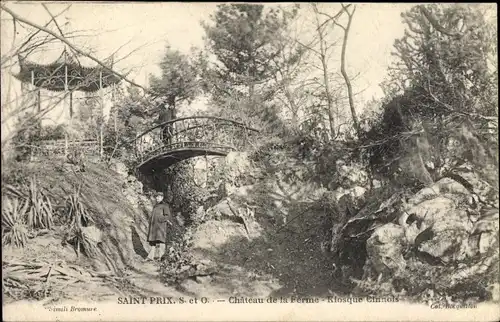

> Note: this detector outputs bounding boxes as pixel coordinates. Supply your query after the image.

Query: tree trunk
[339,6,361,138]
[99,125,104,158]
[249,82,255,104]
[321,56,336,138]
[167,96,177,120]
[36,89,42,139]
[283,78,299,126]
[313,4,336,139]
[247,67,256,110]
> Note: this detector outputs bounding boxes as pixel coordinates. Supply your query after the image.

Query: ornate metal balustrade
[131,116,259,174]
[27,116,258,172]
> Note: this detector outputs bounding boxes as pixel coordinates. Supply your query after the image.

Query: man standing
[146,192,173,261]
[158,103,176,145]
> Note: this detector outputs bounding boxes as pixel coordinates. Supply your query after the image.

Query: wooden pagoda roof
[15,49,123,92]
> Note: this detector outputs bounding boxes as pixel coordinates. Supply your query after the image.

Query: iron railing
[28,116,259,170]
[132,116,259,165]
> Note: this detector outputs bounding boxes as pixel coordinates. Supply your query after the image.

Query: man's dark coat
[147,202,173,244]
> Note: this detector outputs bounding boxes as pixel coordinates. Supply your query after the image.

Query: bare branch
[295,39,322,57]
[316,4,351,32]
[2,5,71,62]
[1,4,148,93]
[42,4,66,37]
[332,20,346,31]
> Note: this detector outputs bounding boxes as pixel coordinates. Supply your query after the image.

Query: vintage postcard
[1,2,499,321]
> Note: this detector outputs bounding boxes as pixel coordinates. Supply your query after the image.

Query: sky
[1,2,417,129]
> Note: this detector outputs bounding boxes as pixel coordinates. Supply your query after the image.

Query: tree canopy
[149,45,200,111]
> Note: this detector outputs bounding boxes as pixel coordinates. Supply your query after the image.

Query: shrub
[1,159,32,187]
[2,197,29,247]
[159,231,193,285]
[161,160,217,226]
[26,178,54,230]
[62,189,94,228]
[61,189,96,257]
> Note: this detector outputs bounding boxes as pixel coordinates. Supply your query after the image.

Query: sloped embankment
[2,159,157,302]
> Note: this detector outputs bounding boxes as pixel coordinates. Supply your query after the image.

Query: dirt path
[3,215,337,305]
[117,216,338,301]
[122,261,186,298]
[120,257,280,301]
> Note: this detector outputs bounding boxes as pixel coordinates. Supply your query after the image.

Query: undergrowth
[26,178,54,230]
[2,176,55,248]
[2,197,29,247]
[1,172,96,254]
[159,227,192,285]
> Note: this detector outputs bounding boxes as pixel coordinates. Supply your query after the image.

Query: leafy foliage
[1,176,54,247]
[3,2,497,305]
[62,188,94,229]
[2,197,29,247]
[159,232,193,285]
[162,160,219,226]
[37,124,67,141]
[60,188,98,257]
[25,178,54,230]
[386,4,497,115]
[77,93,105,140]
[203,4,294,87]
[364,4,498,185]
[149,46,200,110]
[102,85,156,163]
[202,4,299,132]
[11,111,42,161]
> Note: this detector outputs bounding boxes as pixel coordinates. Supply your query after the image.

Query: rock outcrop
[360,171,499,301]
